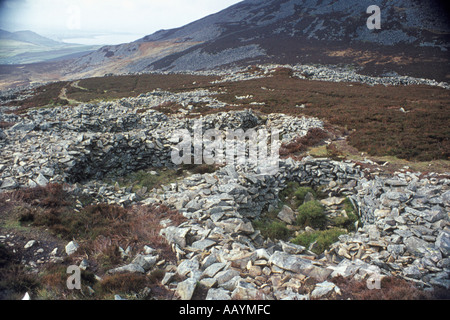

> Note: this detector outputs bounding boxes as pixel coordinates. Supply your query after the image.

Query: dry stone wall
[1,93,449,299]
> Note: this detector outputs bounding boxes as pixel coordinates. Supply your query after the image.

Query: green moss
[109,168,182,193]
[293,187,316,206]
[333,198,359,231]
[279,181,300,202]
[253,220,291,241]
[292,228,346,255]
[296,200,327,229]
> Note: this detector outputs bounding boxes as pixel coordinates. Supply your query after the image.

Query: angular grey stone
[161,272,175,285]
[220,275,241,291]
[214,269,240,286]
[404,236,433,257]
[277,205,295,224]
[403,265,422,279]
[143,245,156,255]
[216,218,254,234]
[311,281,337,299]
[255,248,271,260]
[437,257,450,269]
[65,240,79,256]
[303,192,315,203]
[80,259,89,270]
[35,173,49,186]
[203,262,227,278]
[177,258,200,277]
[384,179,408,187]
[385,191,410,202]
[269,251,312,274]
[387,244,405,257]
[280,240,305,254]
[108,263,145,274]
[227,251,257,269]
[278,289,309,300]
[160,226,190,248]
[442,190,450,206]
[131,254,158,271]
[218,182,246,195]
[191,239,216,251]
[200,277,217,288]
[201,253,219,269]
[24,240,37,249]
[0,177,18,189]
[176,278,197,300]
[424,207,445,223]
[435,231,450,257]
[206,288,231,300]
[307,266,333,282]
[10,122,35,132]
[231,280,261,300]
[429,273,450,289]
[40,167,54,177]
[321,197,345,206]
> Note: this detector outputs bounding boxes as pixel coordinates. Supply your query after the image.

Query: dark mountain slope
[2,0,450,88]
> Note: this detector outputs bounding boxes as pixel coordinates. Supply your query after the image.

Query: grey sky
[0,0,243,44]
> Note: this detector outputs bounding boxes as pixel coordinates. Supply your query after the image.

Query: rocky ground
[0,68,449,301]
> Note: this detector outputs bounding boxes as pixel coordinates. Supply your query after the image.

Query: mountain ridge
[1,0,450,89]
[0,29,64,47]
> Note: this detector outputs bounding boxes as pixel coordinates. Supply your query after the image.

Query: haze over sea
[62,33,145,45]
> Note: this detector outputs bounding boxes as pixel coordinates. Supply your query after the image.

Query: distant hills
[59,0,450,81]
[1,0,450,90]
[0,29,64,47]
[0,29,100,65]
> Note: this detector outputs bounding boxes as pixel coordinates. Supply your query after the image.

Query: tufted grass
[291,227,346,255]
[296,200,327,229]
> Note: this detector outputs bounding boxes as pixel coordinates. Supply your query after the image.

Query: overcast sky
[0,0,243,44]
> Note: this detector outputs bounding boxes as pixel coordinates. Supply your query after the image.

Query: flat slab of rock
[206,288,231,300]
[107,263,145,274]
[311,281,339,299]
[176,278,197,300]
[320,197,345,206]
[277,205,295,224]
[65,241,79,256]
[269,251,312,274]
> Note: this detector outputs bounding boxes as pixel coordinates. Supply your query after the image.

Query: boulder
[176,278,197,300]
[269,251,312,274]
[311,281,339,299]
[277,205,295,224]
[435,231,450,257]
[404,236,433,257]
[107,263,145,274]
[65,240,79,256]
[0,177,18,189]
[206,288,231,300]
[177,258,200,277]
[131,254,158,272]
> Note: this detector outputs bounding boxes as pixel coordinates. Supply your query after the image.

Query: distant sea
[62,33,145,46]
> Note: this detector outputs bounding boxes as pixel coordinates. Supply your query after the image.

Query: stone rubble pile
[149,158,448,299]
[207,64,450,89]
[0,91,448,300]
[0,97,322,189]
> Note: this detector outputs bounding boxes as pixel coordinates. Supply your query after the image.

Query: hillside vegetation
[4,68,449,163]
